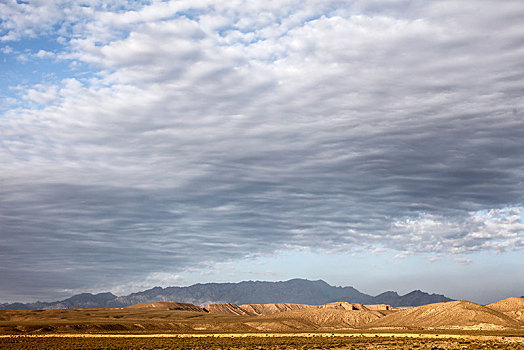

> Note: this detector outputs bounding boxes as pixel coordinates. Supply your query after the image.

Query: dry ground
[1,299,523,348]
[1,333,524,350]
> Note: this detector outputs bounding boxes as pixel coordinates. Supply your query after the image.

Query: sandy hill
[321,302,367,310]
[321,302,391,311]
[204,303,252,315]
[487,297,524,322]
[125,302,205,312]
[205,303,312,316]
[365,300,521,330]
[238,303,312,315]
[206,302,391,316]
[2,298,524,334]
[249,308,388,331]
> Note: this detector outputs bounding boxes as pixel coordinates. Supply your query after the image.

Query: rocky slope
[236,303,312,316]
[364,300,521,330]
[203,302,390,316]
[205,303,252,316]
[246,308,388,331]
[125,302,205,312]
[1,298,523,333]
[320,302,391,311]
[487,297,524,322]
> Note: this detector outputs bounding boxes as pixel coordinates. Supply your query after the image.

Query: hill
[125,302,205,312]
[204,302,390,316]
[0,302,390,333]
[236,303,312,316]
[1,298,523,334]
[487,297,524,322]
[320,302,391,311]
[204,303,252,315]
[0,279,452,310]
[240,308,386,331]
[365,300,521,330]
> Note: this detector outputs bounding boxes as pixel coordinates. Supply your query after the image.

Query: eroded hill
[365,300,521,330]
[0,298,522,334]
[487,297,524,322]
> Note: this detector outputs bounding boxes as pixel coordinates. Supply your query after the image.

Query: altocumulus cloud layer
[1,0,524,302]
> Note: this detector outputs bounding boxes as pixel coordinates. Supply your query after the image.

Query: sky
[1,0,523,305]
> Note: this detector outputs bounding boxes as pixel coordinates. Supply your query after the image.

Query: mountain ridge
[0,278,453,310]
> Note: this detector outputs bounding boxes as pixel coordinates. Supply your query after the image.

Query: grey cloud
[1,0,524,301]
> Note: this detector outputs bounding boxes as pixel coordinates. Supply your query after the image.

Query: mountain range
[0,278,453,310]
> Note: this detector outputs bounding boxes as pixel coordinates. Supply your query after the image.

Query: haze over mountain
[0,279,452,310]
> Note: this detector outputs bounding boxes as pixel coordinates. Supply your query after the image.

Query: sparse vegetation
[1,334,523,350]
[0,298,523,349]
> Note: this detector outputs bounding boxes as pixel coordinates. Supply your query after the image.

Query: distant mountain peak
[0,279,453,310]
[405,290,425,296]
[65,292,116,301]
[375,291,399,297]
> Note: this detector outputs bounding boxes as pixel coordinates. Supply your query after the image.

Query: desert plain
[1,297,523,349]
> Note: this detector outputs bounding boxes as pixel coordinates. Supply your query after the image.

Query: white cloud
[34,49,55,58]
[0,0,68,41]
[1,0,524,300]
[21,83,59,105]
[391,208,524,254]
[454,257,472,265]
[1,45,13,54]
[16,53,28,62]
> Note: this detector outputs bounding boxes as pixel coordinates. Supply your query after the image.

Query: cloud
[0,0,69,41]
[454,257,473,265]
[34,49,55,59]
[20,83,59,105]
[390,208,524,255]
[1,0,524,301]
[1,46,13,54]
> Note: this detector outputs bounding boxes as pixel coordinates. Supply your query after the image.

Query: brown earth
[126,302,205,312]
[204,302,391,316]
[365,303,392,311]
[2,334,523,350]
[253,308,389,330]
[320,302,391,311]
[0,298,523,335]
[237,303,312,315]
[365,300,521,330]
[205,303,316,316]
[203,302,311,316]
[487,297,524,322]
[320,302,367,311]
[204,303,251,315]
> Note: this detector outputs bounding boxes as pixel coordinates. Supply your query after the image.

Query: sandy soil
[1,332,523,350]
